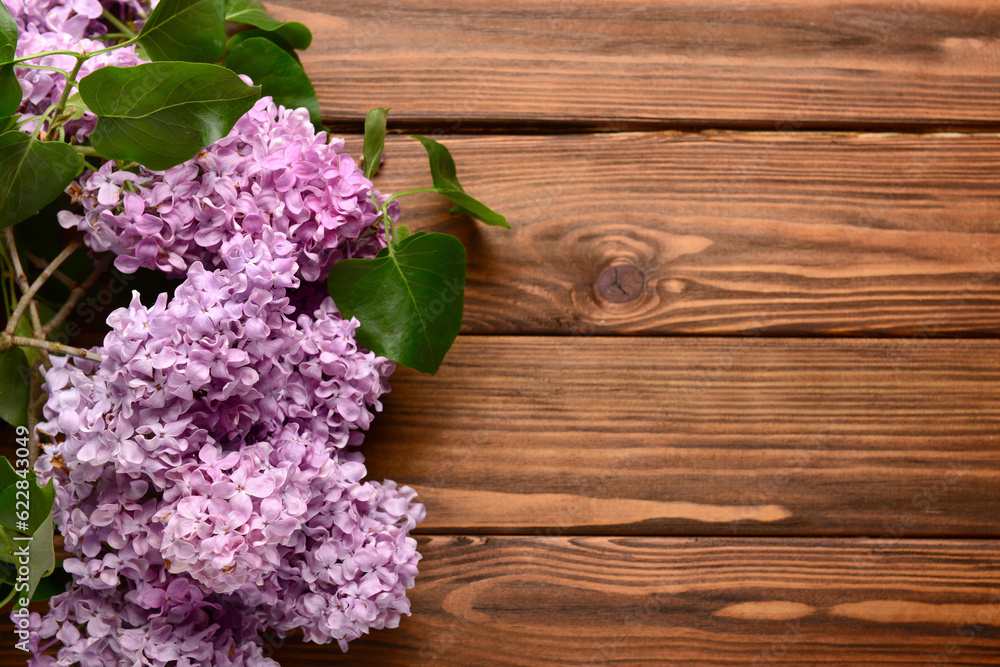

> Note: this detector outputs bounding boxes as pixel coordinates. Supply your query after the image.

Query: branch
[6,336,101,363]
[3,229,49,365]
[3,241,80,338]
[26,252,74,288]
[42,254,113,335]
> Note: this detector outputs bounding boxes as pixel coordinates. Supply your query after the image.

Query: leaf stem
[80,37,138,60]
[375,187,436,252]
[72,145,101,157]
[13,64,74,79]
[3,241,80,339]
[102,8,137,38]
[10,50,85,65]
[48,58,86,132]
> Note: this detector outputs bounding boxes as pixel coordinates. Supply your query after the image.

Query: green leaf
[138,0,226,63]
[441,190,508,228]
[0,131,83,229]
[0,4,19,116]
[0,477,55,536]
[362,107,388,180]
[412,135,508,228]
[226,28,299,62]
[0,458,21,496]
[327,232,466,374]
[80,62,261,170]
[0,348,28,428]
[224,0,312,50]
[222,37,320,128]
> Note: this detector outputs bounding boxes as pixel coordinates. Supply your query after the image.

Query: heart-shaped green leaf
[80,62,260,170]
[138,0,226,62]
[0,131,83,230]
[224,0,312,50]
[222,36,320,127]
[362,107,388,179]
[327,231,466,374]
[412,134,508,228]
[0,4,19,116]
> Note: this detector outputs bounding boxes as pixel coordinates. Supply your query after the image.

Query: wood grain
[361,336,1000,536]
[337,131,1000,336]
[269,0,1000,130]
[270,536,1000,665]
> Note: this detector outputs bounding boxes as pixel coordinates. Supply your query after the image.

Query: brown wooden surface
[281,0,1000,664]
[344,132,1000,336]
[272,537,1000,666]
[270,0,1000,131]
[12,1,1000,665]
[360,337,1000,537]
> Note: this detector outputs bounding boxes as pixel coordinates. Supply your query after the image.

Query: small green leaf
[222,37,320,128]
[394,224,411,242]
[0,348,28,428]
[224,0,312,50]
[80,62,260,170]
[138,0,226,63]
[0,477,55,536]
[441,190,508,228]
[0,4,19,116]
[0,131,83,229]
[362,107,389,180]
[412,135,508,228]
[327,232,466,374]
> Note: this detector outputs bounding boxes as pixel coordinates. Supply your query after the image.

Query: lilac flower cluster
[4,0,146,140]
[59,97,394,282]
[28,232,423,663]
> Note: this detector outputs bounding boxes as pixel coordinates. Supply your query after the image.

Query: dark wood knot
[595,264,645,303]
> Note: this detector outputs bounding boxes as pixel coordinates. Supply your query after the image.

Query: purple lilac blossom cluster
[4,0,145,140]
[28,232,423,664]
[58,97,394,282]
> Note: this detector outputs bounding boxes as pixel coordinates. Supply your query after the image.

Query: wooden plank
[344,131,1000,336]
[270,536,1000,665]
[270,0,1000,130]
[361,337,1000,536]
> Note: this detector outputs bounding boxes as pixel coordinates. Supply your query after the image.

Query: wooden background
[262,0,1000,664]
[5,0,1000,664]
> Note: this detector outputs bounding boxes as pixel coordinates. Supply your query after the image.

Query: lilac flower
[5,0,146,141]
[61,97,395,282]
[30,236,421,664]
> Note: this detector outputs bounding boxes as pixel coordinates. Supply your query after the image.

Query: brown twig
[42,253,113,335]
[3,229,47,340]
[26,251,75,288]
[3,240,80,339]
[7,335,102,363]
